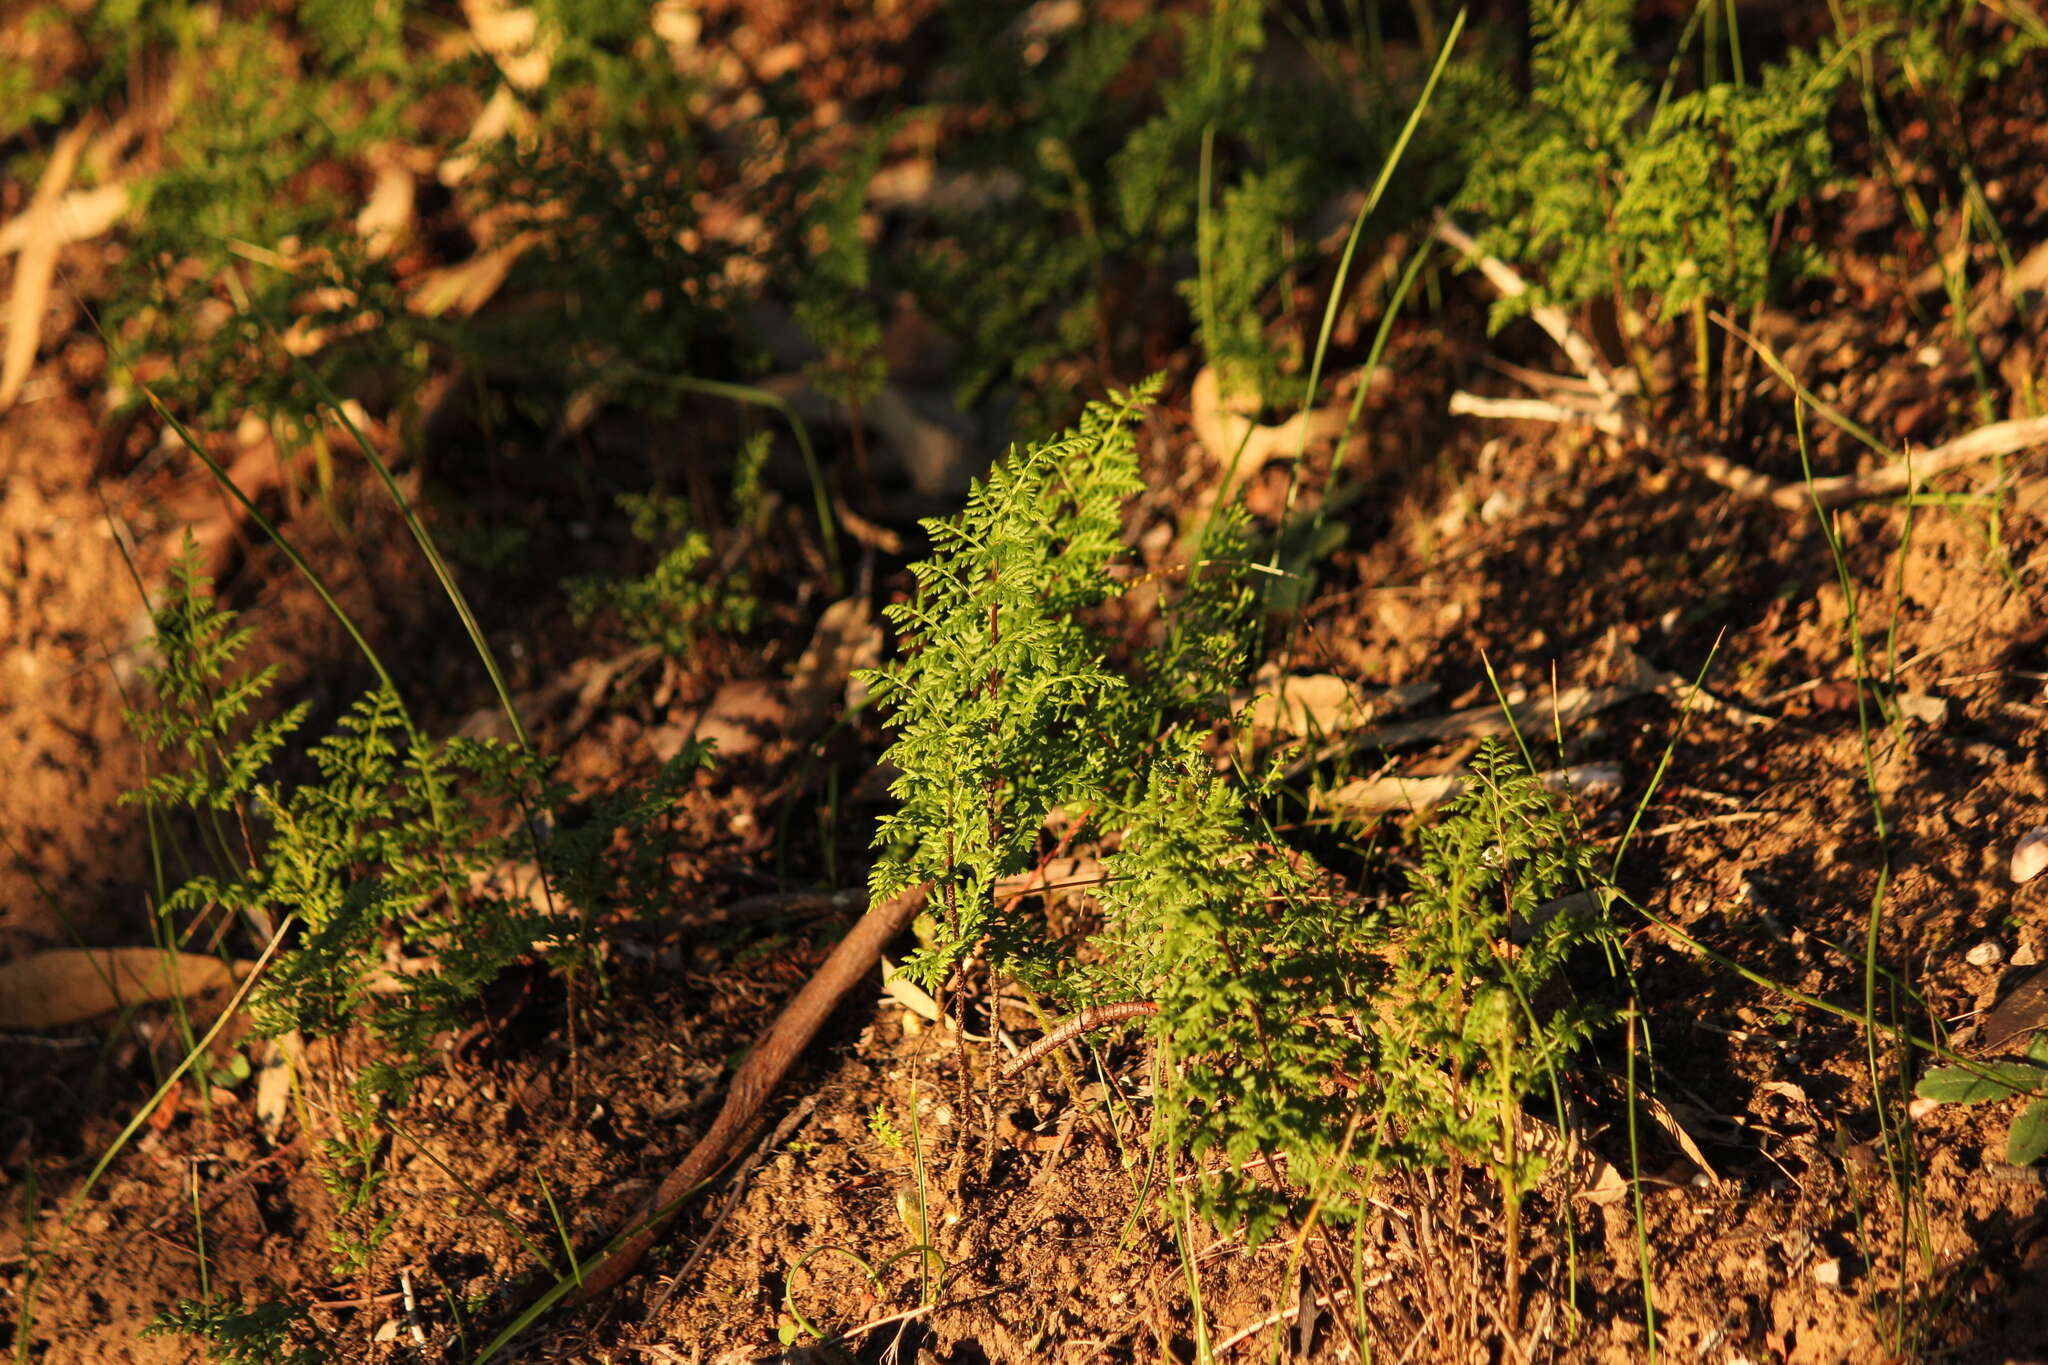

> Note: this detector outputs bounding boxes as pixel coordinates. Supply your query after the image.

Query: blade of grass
[292,358,535,753]
[616,366,843,594]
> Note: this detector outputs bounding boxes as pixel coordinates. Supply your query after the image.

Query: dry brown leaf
[1187,365,1348,483]
[355,152,417,260]
[2002,237,2048,299]
[0,947,257,1030]
[459,0,555,92]
[253,1031,304,1141]
[831,499,905,555]
[650,0,703,67]
[1520,1110,1627,1203]
[1235,667,1435,737]
[1644,1094,1723,1185]
[880,958,943,1024]
[0,183,129,258]
[439,85,525,187]
[649,678,789,763]
[146,1080,184,1131]
[1,120,95,411]
[787,596,881,734]
[409,232,540,317]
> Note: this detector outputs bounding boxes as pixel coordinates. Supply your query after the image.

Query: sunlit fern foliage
[145,1294,326,1365]
[123,540,310,816]
[105,14,439,433]
[904,0,1473,413]
[1460,0,1849,332]
[1377,741,1617,1196]
[1853,0,2046,99]
[866,393,1618,1243]
[865,378,1157,984]
[123,552,714,1274]
[1094,740,1382,1244]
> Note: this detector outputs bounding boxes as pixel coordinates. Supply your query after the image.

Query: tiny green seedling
[1915,1036,2048,1166]
[867,1104,907,1153]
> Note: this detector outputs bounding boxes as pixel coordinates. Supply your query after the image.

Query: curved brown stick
[570,883,928,1303]
[1000,1000,1160,1079]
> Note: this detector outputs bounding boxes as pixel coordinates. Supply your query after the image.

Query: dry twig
[999,1000,1160,1078]
[1433,214,2048,510]
[568,883,928,1302]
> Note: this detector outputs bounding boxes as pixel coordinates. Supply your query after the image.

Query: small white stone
[2013,826,2048,884]
[1909,1097,1941,1121]
[2015,941,2041,967]
[1967,940,2005,968]
[1896,693,1948,726]
[1480,489,1521,523]
[1812,1258,1842,1287]
[373,1319,401,1343]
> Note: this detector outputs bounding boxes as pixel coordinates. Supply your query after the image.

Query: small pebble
[2015,942,2041,967]
[1813,1258,1842,1287]
[2013,826,2048,883]
[1967,941,2005,968]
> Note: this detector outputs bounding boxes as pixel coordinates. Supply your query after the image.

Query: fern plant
[902,0,1463,414]
[1092,740,1382,1244]
[106,13,436,437]
[866,388,1619,1250]
[144,1294,327,1365]
[1459,0,1849,391]
[125,554,709,1284]
[126,581,559,1098]
[1376,741,1616,1193]
[565,487,757,657]
[123,542,310,902]
[866,377,1156,984]
[1852,0,2045,103]
[227,684,557,1086]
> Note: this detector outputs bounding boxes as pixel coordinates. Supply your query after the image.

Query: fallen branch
[1435,215,2048,510]
[1791,413,2048,509]
[568,882,928,1302]
[2,120,95,410]
[1448,392,1610,425]
[1282,647,1770,781]
[1281,679,1640,780]
[1431,214,1618,398]
[1316,763,1621,817]
[648,860,1104,936]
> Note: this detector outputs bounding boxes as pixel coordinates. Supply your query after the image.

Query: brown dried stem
[568,882,928,1303]
[1000,1000,1161,1079]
